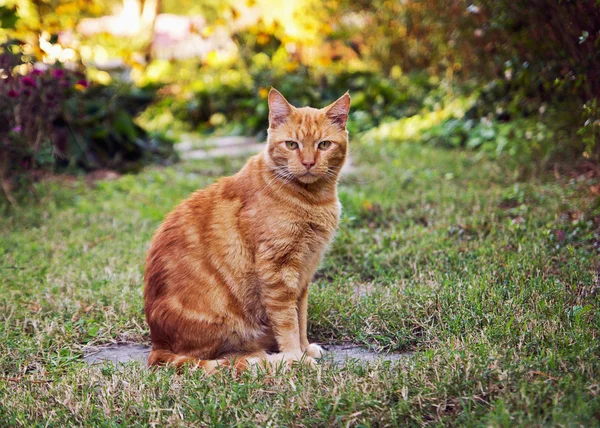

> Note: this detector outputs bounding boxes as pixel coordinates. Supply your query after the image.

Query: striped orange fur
[144,89,351,372]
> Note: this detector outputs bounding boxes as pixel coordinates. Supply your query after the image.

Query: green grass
[1,139,599,426]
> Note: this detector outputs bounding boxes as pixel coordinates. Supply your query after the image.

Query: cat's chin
[295,173,321,184]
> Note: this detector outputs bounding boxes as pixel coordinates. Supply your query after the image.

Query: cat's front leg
[298,286,310,351]
[298,286,325,359]
[258,263,316,365]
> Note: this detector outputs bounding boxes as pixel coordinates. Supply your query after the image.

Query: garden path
[83,343,408,367]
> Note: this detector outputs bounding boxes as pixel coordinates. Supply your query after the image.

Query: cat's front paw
[305,343,325,359]
[268,351,317,367]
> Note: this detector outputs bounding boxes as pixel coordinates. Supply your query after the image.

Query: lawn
[1,137,599,426]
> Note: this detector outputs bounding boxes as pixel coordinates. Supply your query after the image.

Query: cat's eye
[285,141,298,150]
[318,141,332,150]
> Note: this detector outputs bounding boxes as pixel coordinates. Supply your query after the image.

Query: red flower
[7,89,19,98]
[21,76,36,87]
[52,69,66,79]
[32,69,45,76]
[75,79,89,88]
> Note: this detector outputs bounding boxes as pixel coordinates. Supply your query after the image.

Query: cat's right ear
[268,88,293,127]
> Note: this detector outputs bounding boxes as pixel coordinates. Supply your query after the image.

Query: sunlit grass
[360,97,474,144]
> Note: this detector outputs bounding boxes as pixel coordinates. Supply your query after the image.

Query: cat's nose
[302,161,315,170]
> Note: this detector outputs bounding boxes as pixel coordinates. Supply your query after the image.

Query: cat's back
[147,166,252,262]
[144,161,258,298]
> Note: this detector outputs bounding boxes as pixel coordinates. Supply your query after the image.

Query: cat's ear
[268,88,293,127]
[324,92,351,128]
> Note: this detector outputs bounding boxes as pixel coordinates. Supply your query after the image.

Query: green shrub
[144,60,436,138]
[418,77,591,163]
[422,118,557,162]
[320,0,600,159]
[0,41,175,201]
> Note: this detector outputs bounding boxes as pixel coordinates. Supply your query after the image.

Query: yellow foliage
[322,23,333,35]
[201,26,214,38]
[284,62,298,72]
[54,2,80,15]
[87,69,112,85]
[206,51,218,65]
[362,98,473,143]
[256,33,270,45]
[317,56,332,67]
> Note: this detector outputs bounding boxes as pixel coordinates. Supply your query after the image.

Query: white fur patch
[306,343,325,359]
[281,267,299,288]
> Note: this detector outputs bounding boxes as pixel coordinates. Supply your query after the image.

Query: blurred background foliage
[1,0,599,199]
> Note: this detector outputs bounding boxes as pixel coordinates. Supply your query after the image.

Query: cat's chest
[302,206,340,240]
[282,202,337,236]
[254,200,340,250]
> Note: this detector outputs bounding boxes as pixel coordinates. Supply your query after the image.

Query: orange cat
[144,89,350,372]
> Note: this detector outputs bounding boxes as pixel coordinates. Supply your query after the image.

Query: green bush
[0,41,176,200]
[422,117,557,162]
[418,77,591,163]
[145,62,435,138]
[321,0,600,159]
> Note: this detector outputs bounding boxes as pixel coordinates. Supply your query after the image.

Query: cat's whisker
[348,145,360,155]
[259,170,285,193]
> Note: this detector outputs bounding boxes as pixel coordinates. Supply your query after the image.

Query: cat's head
[265,89,350,184]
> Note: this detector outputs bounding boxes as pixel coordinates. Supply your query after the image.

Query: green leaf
[0,6,19,29]
[113,110,138,141]
[467,136,483,148]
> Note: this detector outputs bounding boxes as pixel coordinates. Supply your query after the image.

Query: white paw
[305,343,325,359]
[267,352,317,367]
[245,356,263,366]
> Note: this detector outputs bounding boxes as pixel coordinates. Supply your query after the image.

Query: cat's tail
[147,349,266,374]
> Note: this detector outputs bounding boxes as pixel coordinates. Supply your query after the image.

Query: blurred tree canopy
[317,0,599,98]
[1,0,599,201]
[3,0,598,105]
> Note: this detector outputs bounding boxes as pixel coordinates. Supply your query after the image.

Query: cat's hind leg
[147,348,271,374]
[147,349,228,373]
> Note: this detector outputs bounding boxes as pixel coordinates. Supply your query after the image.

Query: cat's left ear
[324,91,351,129]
